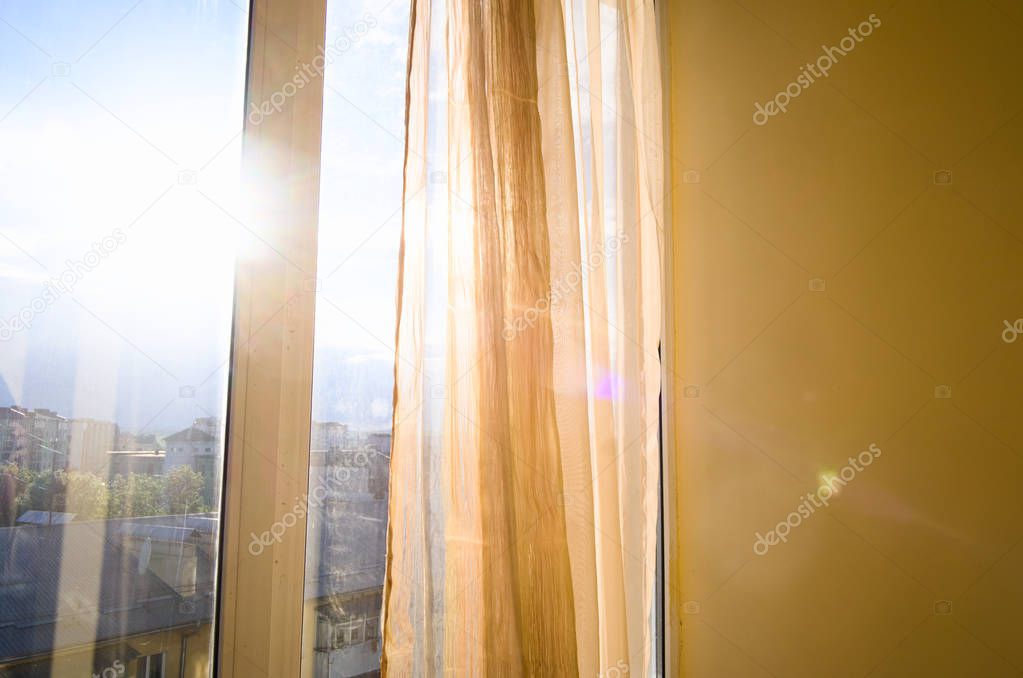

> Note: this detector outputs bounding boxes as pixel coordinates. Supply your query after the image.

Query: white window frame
[216,0,326,676]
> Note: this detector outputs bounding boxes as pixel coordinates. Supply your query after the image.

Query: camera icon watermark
[933,170,952,185]
[179,385,196,398]
[682,170,701,184]
[683,385,701,398]
[430,170,447,184]
[933,600,953,615]
[177,169,198,186]
[934,385,952,399]
[51,61,71,77]
[808,278,826,292]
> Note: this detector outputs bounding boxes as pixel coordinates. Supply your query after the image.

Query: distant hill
[311,345,394,429]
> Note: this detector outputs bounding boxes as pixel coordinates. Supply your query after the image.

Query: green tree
[1,463,213,523]
[63,471,110,519]
[25,470,64,515]
[108,472,163,517]
[164,466,208,514]
[0,464,34,526]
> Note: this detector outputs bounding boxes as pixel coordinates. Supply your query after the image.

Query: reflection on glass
[302,1,409,676]
[0,1,248,675]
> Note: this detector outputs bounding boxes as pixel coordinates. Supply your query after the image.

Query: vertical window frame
[216,0,328,676]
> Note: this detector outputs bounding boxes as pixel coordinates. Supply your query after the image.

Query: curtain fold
[382,0,663,675]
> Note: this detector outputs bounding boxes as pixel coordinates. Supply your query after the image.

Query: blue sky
[0,0,409,431]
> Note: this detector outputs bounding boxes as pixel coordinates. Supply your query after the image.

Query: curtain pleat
[381,1,663,675]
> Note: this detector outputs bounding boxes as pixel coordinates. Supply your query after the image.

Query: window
[0,0,247,675]
[2,1,668,676]
[136,652,165,678]
[301,1,407,676]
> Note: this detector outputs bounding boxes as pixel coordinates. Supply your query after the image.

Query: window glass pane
[0,1,248,675]
[302,1,409,676]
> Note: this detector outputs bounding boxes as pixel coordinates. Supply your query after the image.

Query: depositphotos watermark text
[753,13,881,126]
[753,443,882,555]
[1,228,127,342]
[248,14,377,125]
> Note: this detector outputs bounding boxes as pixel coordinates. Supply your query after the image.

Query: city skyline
[1,405,393,468]
[0,339,396,433]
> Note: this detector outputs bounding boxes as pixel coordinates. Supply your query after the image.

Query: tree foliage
[0,463,210,527]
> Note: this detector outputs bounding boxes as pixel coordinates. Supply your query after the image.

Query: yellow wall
[3,625,211,678]
[667,0,1023,675]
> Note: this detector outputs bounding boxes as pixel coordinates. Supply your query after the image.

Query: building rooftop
[164,427,217,443]
[0,519,211,664]
[0,468,388,665]
[14,512,76,526]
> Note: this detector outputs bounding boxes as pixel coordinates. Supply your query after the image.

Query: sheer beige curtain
[381,0,664,675]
